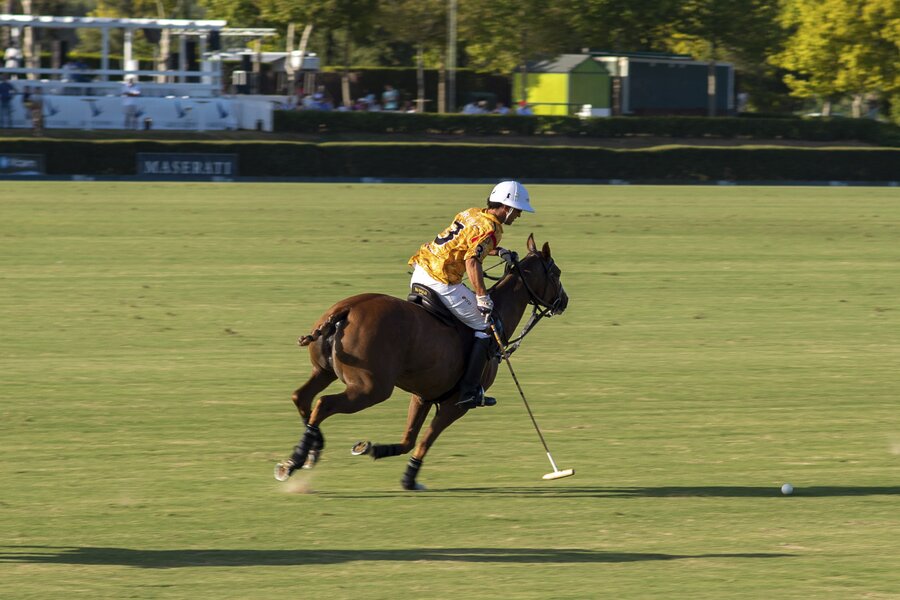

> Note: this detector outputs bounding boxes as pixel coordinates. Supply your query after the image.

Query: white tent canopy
[0,14,281,131]
[0,15,227,30]
[1,14,274,87]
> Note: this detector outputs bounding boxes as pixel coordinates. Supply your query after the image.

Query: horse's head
[514,233,568,316]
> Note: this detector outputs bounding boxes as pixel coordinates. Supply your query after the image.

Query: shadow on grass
[432,486,900,498]
[0,546,792,569]
[322,486,900,500]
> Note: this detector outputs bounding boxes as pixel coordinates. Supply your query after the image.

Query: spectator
[493,102,510,115]
[293,83,305,106]
[61,60,77,83]
[73,59,92,84]
[121,75,142,129]
[382,84,399,111]
[0,75,15,128]
[22,86,43,135]
[516,100,533,116]
[307,92,332,111]
[462,100,483,114]
[316,86,335,110]
[4,44,21,77]
[61,60,81,95]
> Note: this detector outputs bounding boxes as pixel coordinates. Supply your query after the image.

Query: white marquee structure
[0,14,282,131]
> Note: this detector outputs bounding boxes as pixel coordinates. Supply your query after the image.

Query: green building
[512,54,611,116]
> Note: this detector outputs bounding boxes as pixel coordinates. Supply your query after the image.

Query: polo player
[408,180,534,409]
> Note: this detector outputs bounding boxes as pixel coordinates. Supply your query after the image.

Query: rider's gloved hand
[497,247,518,265]
[476,294,494,320]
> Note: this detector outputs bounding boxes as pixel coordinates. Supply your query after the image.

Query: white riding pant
[410,264,491,339]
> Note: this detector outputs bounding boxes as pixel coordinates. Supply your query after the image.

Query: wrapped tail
[298,309,350,347]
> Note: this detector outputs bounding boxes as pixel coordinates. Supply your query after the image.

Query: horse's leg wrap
[300,422,324,450]
[303,426,326,469]
[288,424,321,473]
[401,456,424,490]
[372,443,404,460]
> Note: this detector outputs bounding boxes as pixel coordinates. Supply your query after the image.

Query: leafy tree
[564,0,681,53]
[331,0,380,105]
[664,0,785,114]
[4,0,94,67]
[459,0,571,74]
[378,0,445,111]
[252,0,379,105]
[201,0,264,28]
[772,0,899,116]
[77,0,202,59]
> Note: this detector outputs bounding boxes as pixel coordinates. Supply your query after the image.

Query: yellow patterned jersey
[409,207,504,284]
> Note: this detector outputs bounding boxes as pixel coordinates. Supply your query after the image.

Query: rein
[489,253,565,356]
[482,260,506,281]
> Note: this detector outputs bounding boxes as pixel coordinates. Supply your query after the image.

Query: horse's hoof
[351,441,372,456]
[302,449,320,469]
[402,481,427,491]
[274,460,294,481]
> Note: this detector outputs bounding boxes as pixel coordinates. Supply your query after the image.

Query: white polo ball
[781,483,794,495]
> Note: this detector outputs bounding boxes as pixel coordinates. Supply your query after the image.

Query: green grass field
[1,182,898,599]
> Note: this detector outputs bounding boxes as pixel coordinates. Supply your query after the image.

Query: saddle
[407,283,506,406]
[407,283,507,346]
[407,283,458,328]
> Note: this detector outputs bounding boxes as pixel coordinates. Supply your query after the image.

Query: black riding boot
[456,336,496,408]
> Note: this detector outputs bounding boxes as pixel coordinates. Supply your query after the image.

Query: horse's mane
[488,251,541,300]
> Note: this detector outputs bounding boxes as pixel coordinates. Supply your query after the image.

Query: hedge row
[3,139,898,181]
[274,111,900,146]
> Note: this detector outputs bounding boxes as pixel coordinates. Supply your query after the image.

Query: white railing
[0,67,224,98]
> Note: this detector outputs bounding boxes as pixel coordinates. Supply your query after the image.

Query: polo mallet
[488,320,574,480]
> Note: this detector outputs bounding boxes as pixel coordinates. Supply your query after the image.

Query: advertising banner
[136,153,238,179]
[0,154,45,175]
[2,95,241,131]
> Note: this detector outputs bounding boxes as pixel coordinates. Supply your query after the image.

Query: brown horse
[274,234,568,489]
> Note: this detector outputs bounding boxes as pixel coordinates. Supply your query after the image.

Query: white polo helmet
[489,180,534,213]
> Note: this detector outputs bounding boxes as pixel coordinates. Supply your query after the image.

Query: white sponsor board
[2,95,276,131]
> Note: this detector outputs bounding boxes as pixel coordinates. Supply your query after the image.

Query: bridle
[487,251,567,355]
[511,252,566,316]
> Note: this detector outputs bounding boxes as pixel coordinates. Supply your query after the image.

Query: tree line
[8,0,900,121]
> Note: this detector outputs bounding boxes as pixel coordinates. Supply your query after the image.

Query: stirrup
[456,388,497,409]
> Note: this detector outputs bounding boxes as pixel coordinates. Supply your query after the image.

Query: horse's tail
[298,309,350,347]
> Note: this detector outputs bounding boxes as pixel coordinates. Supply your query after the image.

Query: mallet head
[542,468,575,480]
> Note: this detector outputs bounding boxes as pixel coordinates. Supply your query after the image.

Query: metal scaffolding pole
[446,0,457,113]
